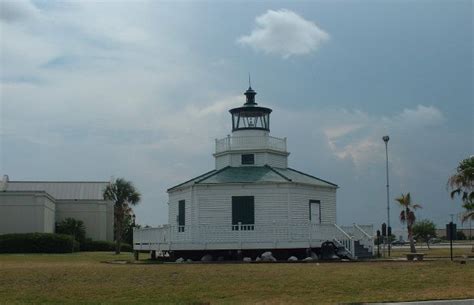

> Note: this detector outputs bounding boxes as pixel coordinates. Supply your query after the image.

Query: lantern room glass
[231,109,270,131]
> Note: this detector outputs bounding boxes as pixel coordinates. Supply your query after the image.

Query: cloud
[320,105,445,169]
[237,9,329,58]
[1,1,468,230]
[394,105,445,127]
[271,104,463,227]
[0,0,40,23]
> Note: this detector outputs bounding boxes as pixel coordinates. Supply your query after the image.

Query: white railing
[133,225,169,250]
[356,224,374,237]
[133,223,374,258]
[215,135,287,154]
[340,224,374,256]
[334,224,355,255]
[353,224,374,253]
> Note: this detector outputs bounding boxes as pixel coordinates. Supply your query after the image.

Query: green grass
[0,252,473,305]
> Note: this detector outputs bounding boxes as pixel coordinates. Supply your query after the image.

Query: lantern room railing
[215,135,287,154]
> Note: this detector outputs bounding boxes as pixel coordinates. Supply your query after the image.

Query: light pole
[383,135,391,256]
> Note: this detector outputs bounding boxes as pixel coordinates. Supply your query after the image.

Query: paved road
[390,243,473,249]
[368,299,474,305]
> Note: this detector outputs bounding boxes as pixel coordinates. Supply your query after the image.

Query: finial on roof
[248,73,252,89]
[244,79,257,106]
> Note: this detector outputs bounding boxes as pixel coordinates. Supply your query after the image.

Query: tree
[395,193,422,253]
[456,230,466,240]
[123,213,140,246]
[413,219,436,249]
[448,156,474,222]
[56,218,86,244]
[103,178,141,254]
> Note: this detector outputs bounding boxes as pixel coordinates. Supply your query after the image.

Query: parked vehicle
[391,240,406,246]
[429,237,442,244]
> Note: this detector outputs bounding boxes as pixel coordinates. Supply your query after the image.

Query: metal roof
[5,181,110,200]
[167,166,337,191]
[272,168,338,187]
[199,166,285,184]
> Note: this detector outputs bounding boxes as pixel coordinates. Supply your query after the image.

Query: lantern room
[229,86,272,132]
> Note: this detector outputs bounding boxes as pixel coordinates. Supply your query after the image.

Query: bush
[56,218,86,244]
[80,239,132,252]
[456,231,466,240]
[0,233,79,253]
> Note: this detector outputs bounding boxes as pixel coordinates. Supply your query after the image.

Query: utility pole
[383,135,391,256]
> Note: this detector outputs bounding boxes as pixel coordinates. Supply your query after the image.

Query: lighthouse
[134,85,374,261]
[214,86,288,170]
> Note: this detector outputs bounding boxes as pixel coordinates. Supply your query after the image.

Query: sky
[1,0,472,230]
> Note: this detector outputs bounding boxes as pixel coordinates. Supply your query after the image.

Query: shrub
[56,218,86,244]
[0,233,79,253]
[80,239,132,252]
[456,231,466,240]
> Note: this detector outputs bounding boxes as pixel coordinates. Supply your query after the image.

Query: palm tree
[395,193,422,253]
[103,178,141,254]
[448,156,474,222]
[56,217,86,244]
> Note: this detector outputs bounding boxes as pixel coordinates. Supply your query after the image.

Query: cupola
[229,86,272,132]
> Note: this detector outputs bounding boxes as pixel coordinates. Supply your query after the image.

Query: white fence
[215,135,287,154]
[340,224,374,254]
[134,223,373,258]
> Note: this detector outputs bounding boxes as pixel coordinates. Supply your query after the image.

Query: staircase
[354,241,373,259]
[335,224,375,259]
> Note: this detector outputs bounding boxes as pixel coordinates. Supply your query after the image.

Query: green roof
[199,166,285,184]
[167,166,337,192]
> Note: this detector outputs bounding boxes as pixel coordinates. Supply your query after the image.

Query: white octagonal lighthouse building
[134,86,374,260]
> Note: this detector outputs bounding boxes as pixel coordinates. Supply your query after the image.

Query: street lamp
[132,213,136,228]
[382,135,391,256]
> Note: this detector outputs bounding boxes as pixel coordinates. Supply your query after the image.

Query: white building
[0,176,114,241]
[134,86,374,259]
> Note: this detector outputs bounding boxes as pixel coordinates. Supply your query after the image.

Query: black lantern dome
[229,86,272,131]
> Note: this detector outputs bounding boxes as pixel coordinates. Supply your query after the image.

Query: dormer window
[241,154,255,165]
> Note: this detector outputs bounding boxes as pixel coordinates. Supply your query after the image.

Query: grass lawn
[0,252,473,305]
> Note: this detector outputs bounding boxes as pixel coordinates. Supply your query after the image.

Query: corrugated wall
[6,182,109,200]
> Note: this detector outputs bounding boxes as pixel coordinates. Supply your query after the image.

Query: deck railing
[215,135,287,154]
[134,223,373,257]
[340,224,374,255]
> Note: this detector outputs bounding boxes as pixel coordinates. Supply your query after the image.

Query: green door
[232,196,254,230]
[178,200,185,232]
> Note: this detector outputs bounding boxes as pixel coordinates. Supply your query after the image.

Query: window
[178,200,185,232]
[241,154,255,165]
[232,196,255,230]
[309,200,321,224]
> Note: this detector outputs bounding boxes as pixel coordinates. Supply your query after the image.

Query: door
[309,200,321,224]
[178,200,185,232]
[232,196,255,230]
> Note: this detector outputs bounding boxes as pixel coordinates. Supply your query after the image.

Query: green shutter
[232,196,254,225]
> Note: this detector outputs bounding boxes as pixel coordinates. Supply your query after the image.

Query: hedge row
[0,233,79,253]
[0,233,133,253]
[80,239,132,252]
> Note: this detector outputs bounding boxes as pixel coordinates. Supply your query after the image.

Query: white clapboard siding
[196,184,289,226]
[215,152,288,168]
[215,154,231,170]
[266,153,287,168]
[289,185,336,226]
[168,188,193,228]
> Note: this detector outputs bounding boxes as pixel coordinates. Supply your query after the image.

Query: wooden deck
[133,223,374,258]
